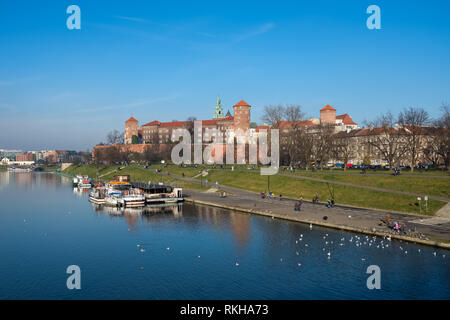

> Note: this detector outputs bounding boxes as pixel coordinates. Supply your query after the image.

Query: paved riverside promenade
[146,168,450,246]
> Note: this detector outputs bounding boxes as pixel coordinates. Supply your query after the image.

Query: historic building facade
[125,99,252,145]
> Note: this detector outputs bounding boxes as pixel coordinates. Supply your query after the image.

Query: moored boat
[77,176,92,188]
[144,187,184,204]
[118,189,146,207]
[89,187,106,204]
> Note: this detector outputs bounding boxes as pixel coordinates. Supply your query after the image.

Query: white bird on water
[235,262,239,267]
[310,224,312,230]
[327,252,331,259]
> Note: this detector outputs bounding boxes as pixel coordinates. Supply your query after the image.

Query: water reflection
[0,171,449,299]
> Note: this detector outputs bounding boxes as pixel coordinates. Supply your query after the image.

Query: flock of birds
[134,224,447,270]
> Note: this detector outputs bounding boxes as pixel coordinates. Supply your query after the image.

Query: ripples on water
[0,172,448,299]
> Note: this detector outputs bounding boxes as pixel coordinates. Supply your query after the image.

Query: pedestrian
[279,194,283,201]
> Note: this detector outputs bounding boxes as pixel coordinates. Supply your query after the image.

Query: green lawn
[149,163,446,215]
[0,165,7,172]
[63,164,208,191]
[290,167,450,176]
[289,172,450,199]
[200,170,445,215]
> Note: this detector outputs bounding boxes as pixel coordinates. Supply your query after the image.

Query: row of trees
[361,105,449,171]
[93,144,174,165]
[262,104,335,169]
[262,104,450,171]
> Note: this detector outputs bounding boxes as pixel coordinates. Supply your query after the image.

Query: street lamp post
[417,197,422,214]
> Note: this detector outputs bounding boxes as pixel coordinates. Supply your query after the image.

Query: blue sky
[1,0,449,150]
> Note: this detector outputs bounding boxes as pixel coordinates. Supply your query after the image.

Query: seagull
[310,224,312,230]
[166,247,170,251]
[139,248,145,253]
[297,263,302,267]
[235,262,239,267]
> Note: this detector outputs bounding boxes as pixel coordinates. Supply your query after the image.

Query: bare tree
[332,131,355,171]
[297,129,314,170]
[365,112,407,169]
[398,107,430,171]
[106,130,125,145]
[313,124,335,170]
[283,105,305,166]
[262,105,284,128]
[425,104,450,170]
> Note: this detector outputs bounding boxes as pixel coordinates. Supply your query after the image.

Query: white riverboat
[89,187,106,204]
[117,189,146,207]
[144,187,183,204]
[103,176,145,207]
[77,176,92,188]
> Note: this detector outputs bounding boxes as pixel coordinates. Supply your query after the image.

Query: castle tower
[213,96,224,119]
[320,105,336,125]
[125,117,139,144]
[233,100,251,131]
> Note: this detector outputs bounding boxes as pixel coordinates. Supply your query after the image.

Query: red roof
[278,120,316,129]
[160,121,190,128]
[126,117,138,123]
[255,125,270,132]
[234,100,250,107]
[141,116,234,128]
[320,105,336,112]
[215,115,234,122]
[336,114,357,125]
[201,119,219,125]
[142,120,161,127]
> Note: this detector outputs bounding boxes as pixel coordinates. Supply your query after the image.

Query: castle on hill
[124,99,357,144]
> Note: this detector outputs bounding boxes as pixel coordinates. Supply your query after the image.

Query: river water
[0,172,448,299]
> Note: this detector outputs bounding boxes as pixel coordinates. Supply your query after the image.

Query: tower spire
[213,96,223,119]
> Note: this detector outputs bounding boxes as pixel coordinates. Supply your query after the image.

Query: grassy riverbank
[64,163,446,215]
[63,164,208,191]
[290,172,450,198]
